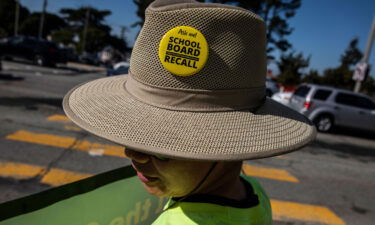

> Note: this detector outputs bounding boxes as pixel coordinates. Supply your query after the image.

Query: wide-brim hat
[63,0,316,161]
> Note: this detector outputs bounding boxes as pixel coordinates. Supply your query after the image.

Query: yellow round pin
[158,26,209,76]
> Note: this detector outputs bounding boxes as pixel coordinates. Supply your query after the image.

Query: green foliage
[19,12,67,38]
[209,0,301,59]
[307,38,375,95]
[0,28,8,38]
[277,52,309,85]
[0,0,30,36]
[77,27,107,53]
[362,76,375,97]
[57,7,127,54]
[319,38,365,91]
[339,38,362,69]
[60,7,111,28]
[132,0,300,60]
[50,29,75,45]
[322,66,355,90]
[132,0,154,28]
[302,69,322,84]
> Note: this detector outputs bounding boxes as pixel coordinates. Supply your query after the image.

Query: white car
[271,92,293,106]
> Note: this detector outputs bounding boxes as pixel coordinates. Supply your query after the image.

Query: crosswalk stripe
[63,125,82,131]
[0,160,345,224]
[46,114,81,131]
[6,130,125,158]
[272,199,346,225]
[46,115,71,122]
[242,163,299,183]
[0,161,91,186]
[6,130,297,182]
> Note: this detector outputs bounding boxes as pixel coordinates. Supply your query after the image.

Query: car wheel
[314,114,333,132]
[34,55,46,67]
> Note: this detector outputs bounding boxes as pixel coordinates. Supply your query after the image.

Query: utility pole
[38,0,48,39]
[14,0,20,36]
[120,26,126,41]
[82,7,90,53]
[354,15,375,93]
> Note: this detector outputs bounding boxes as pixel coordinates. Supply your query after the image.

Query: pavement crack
[351,203,369,215]
[35,132,88,181]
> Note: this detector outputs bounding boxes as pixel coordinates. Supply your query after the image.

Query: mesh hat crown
[131,0,266,91]
[63,0,316,161]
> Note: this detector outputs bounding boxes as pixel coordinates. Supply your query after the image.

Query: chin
[143,183,168,197]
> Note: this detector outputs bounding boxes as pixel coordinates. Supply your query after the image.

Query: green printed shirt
[152,175,272,225]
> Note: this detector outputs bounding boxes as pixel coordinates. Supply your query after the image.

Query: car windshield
[294,86,311,97]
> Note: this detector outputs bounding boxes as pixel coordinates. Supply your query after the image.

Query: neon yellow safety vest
[152,175,272,225]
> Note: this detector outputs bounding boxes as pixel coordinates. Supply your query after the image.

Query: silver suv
[289,84,375,132]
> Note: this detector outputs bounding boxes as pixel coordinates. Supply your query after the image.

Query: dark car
[106,62,129,76]
[78,52,100,65]
[0,36,66,67]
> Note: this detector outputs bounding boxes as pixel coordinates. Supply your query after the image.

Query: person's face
[125,148,214,197]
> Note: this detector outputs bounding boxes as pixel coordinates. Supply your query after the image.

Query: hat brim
[63,75,316,161]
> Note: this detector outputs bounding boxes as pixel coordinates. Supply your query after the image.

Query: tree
[320,38,363,90]
[60,7,111,29]
[302,69,322,84]
[19,12,67,38]
[212,0,301,60]
[339,38,362,69]
[132,0,154,28]
[321,67,354,89]
[54,6,128,54]
[133,0,301,60]
[362,75,375,97]
[277,52,309,85]
[0,0,30,37]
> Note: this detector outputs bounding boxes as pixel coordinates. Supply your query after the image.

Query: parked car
[0,36,67,66]
[78,52,100,65]
[271,91,293,106]
[289,83,375,132]
[106,61,129,76]
[265,78,279,97]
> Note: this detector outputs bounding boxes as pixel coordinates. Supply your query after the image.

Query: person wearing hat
[63,0,316,224]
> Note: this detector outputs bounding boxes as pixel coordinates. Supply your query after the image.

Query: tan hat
[63,0,316,161]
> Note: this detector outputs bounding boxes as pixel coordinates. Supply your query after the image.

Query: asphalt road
[0,61,374,225]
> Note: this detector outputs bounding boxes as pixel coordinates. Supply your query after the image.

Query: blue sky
[23,0,375,77]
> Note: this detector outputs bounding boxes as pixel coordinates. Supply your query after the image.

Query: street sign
[352,62,369,81]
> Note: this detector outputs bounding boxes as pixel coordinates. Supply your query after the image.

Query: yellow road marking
[0,159,345,224]
[242,163,299,183]
[64,125,82,131]
[0,161,91,186]
[6,131,297,183]
[272,199,346,225]
[6,130,125,158]
[46,114,71,122]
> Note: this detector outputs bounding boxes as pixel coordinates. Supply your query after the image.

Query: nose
[125,148,151,164]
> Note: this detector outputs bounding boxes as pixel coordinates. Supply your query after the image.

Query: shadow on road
[0,176,51,204]
[329,127,375,141]
[0,73,24,81]
[0,97,62,108]
[2,60,103,76]
[3,68,95,76]
[311,140,375,159]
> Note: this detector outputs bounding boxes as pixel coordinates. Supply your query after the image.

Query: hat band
[125,74,265,112]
